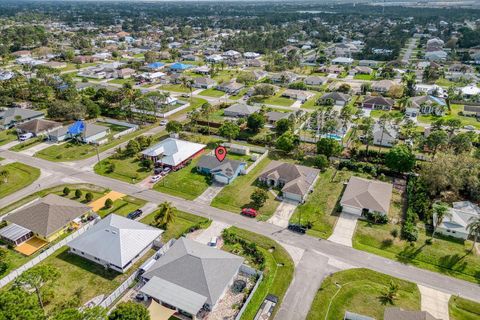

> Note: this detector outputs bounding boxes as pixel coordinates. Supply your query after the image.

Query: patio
[15,237,48,256]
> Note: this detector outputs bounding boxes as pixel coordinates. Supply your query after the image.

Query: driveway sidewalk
[19,142,55,156]
[195,182,224,205]
[267,200,298,228]
[418,285,451,320]
[328,212,359,247]
[192,221,230,245]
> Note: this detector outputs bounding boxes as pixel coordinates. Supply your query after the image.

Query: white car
[19,132,34,141]
[464,125,475,131]
[208,237,218,248]
[151,175,161,183]
[160,120,168,126]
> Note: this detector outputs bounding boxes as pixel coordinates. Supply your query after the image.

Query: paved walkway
[195,182,224,205]
[136,202,158,221]
[328,212,359,247]
[267,200,298,228]
[418,285,451,320]
[0,140,20,150]
[19,142,55,156]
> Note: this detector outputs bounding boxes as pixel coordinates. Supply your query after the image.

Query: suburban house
[361,96,395,110]
[359,60,380,67]
[409,95,447,116]
[223,103,260,118]
[68,214,163,273]
[258,161,320,202]
[116,68,136,79]
[463,105,480,118]
[371,80,396,94]
[216,81,245,95]
[434,201,480,240]
[49,122,110,143]
[2,194,92,244]
[145,62,165,71]
[140,237,244,319]
[304,76,327,86]
[0,107,44,130]
[340,176,393,216]
[270,71,297,84]
[252,70,268,81]
[281,89,314,103]
[319,92,351,107]
[331,57,354,65]
[415,84,447,98]
[168,62,193,73]
[460,85,480,99]
[141,138,206,169]
[351,66,373,75]
[193,77,217,89]
[266,111,292,125]
[16,119,62,137]
[373,122,398,147]
[384,308,439,320]
[317,65,343,75]
[197,154,246,184]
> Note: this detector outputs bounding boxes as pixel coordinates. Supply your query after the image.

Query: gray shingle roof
[224,103,260,116]
[68,214,162,268]
[142,237,244,307]
[6,194,91,238]
[197,155,244,178]
[340,176,393,214]
[0,107,43,126]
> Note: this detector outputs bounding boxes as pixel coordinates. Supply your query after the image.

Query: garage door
[343,205,363,216]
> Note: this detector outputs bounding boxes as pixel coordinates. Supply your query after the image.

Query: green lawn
[370,109,404,120]
[302,92,323,110]
[35,124,152,162]
[0,162,41,199]
[435,78,456,87]
[61,62,97,72]
[354,73,375,80]
[212,70,235,83]
[154,154,211,200]
[9,137,44,152]
[230,88,249,100]
[290,169,351,239]
[159,84,189,93]
[449,296,480,320]
[140,209,211,242]
[108,78,135,86]
[198,88,225,97]
[262,91,295,107]
[96,195,146,218]
[94,157,151,184]
[353,221,480,284]
[222,227,294,320]
[0,129,17,146]
[418,104,480,130]
[211,157,280,220]
[306,268,421,320]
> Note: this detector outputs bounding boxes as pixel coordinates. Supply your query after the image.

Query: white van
[19,132,34,141]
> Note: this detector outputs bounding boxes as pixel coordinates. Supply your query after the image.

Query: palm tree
[466,217,480,253]
[201,102,214,135]
[154,202,176,228]
[180,77,194,102]
[360,117,375,156]
[380,281,399,305]
[432,202,451,239]
[0,169,9,184]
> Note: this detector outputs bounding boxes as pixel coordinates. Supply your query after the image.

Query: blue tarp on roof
[68,121,85,135]
[429,95,447,106]
[147,62,165,69]
[169,62,193,70]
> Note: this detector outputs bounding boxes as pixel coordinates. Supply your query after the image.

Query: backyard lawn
[222,227,294,320]
[141,209,211,242]
[0,129,17,146]
[211,157,280,220]
[0,162,40,199]
[306,268,421,320]
[198,88,225,97]
[418,104,480,130]
[153,154,211,200]
[449,296,480,320]
[353,221,480,283]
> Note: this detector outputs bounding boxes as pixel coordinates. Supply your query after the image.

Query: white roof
[461,85,480,96]
[68,214,162,268]
[141,138,206,166]
[437,201,480,235]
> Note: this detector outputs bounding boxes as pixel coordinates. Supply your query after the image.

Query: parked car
[151,175,161,183]
[241,208,258,218]
[19,132,34,141]
[162,167,172,175]
[127,209,143,220]
[288,223,306,234]
[154,167,163,175]
[208,237,218,247]
[160,120,168,126]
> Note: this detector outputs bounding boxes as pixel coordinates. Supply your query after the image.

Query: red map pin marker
[215,146,227,162]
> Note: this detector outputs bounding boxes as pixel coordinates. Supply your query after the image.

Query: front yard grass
[153,154,211,200]
[229,88,249,100]
[94,157,151,184]
[353,221,480,284]
[9,137,44,152]
[354,73,374,80]
[0,129,17,146]
[198,88,225,97]
[418,104,480,130]
[108,78,135,86]
[0,162,41,199]
[211,157,280,220]
[159,84,189,93]
[262,90,295,107]
[222,227,294,320]
[449,296,480,320]
[96,195,146,218]
[301,92,323,110]
[306,268,421,320]
[141,209,211,242]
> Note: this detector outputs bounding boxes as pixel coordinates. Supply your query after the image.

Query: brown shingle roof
[340,176,393,214]
[16,119,61,134]
[6,194,91,238]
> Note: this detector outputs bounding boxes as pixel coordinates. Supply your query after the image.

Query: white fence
[0,219,97,289]
[235,266,264,320]
[246,150,269,174]
[99,271,138,309]
[131,101,190,118]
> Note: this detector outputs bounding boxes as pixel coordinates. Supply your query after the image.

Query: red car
[241,208,258,218]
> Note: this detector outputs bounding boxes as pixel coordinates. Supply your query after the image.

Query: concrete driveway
[267,200,298,228]
[192,221,230,245]
[19,142,55,156]
[195,182,224,205]
[418,285,451,320]
[328,212,359,247]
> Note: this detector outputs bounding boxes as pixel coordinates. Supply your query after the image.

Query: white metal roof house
[140,237,244,319]
[434,201,480,240]
[68,214,163,273]
[141,138,206,169]
[340,176,393,216]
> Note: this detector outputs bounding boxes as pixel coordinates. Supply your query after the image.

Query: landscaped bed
[306,268,421,320]
[0,162,41,199]
[221,227,294,320]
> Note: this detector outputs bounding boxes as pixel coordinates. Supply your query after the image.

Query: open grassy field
[0,129,17,146]
[140,209,211,242]
[159,84,189,93]
[153,154,211,200]
[222,227,294,320]
[449,296,480,320]
[418,104,480,130]
[211,157,280,220]
[306,268,421,320]
[353,221,480,283]
[262,90,295,107]
[0,162,41,199]
[198,88,225,97]
[94,157,151,184]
